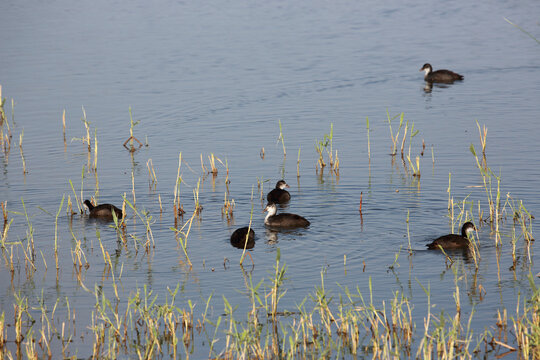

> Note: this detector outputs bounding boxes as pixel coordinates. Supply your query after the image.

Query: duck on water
[84,199,123,220]
[230,227,255,249]
[426,222,476,250]
[263,202,310,228]
[420,63,463,83]
[267,180,291,204]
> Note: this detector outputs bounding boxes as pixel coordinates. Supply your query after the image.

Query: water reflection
[265,229,279,244]
[422,246,477,266]
[422,82,452,93]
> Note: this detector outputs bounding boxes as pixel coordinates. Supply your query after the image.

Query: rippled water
[1,0,539,357]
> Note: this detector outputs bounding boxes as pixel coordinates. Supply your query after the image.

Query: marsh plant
[1,252,537,359]
[278,119,286,157]
[0,108,537,359]
[122,106,143,152]
[71,106,92,152]
[0,86,14,157]
[315,123,340,175]
[386,111,420,159]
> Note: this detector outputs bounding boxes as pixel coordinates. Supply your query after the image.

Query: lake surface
[1,0,539,357]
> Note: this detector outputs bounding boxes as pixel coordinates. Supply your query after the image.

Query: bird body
[264,203,309,228]
[84,199,123,219]
[427,222,476,250]
[420,63,463,83]
[267,180,291,204]
[230,227,255,249]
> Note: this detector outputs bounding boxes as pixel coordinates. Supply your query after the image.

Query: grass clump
[315,123,340,175]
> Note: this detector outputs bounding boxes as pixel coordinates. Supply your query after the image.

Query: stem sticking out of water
[387,110,404,156]
[146,159,157,190]
[174,153,185,220]
[19,129,27,174]
[122,107,143,152]
[239,186,255,266]
[62,109,66,149]
[297,148,301,178]
[366,117,371,162]
[278,119,286,157]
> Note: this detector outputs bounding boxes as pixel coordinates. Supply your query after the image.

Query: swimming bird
[263,202,310,228]
[420,63,464,83]
[83,199,123,219]
[426,222,476,250]
[230,227,255,249]
[267,180,291,204]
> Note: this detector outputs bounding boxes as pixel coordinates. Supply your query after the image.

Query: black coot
[230,227,255,249]
[84,199,123,220]
[267,180,291,204]
[420,63,464,83]
[427,222,476,250]
[263,203,309,228]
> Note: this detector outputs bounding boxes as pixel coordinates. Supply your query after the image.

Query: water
[1,0,539,357]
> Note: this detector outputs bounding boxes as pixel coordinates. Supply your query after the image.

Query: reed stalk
[131,170,136,205]
[406,210,412,254]
[18,129,27,174]
[208,153,218,175]
[278,119,286,157]
[270,249,287,320]
[93,130,98,172]
[239,187,255,266]
[406,155,421,177]
[296,147,301,178]
[476,120,487,154]
[1,201,7,225]
[81,106,91,152]
[21,198,35,264]
[173,153,184,219]
[54,195,65,270]
[408,122,418,158]
[315,124,340,175]
[10,99,14,125]
[200,153,207,173]
[122,106,143,152]
[193,178,203,215]
[123,196,155,249]
[315,142,325,171]
[366,116,371,161]
[0,85,3,122]
[504,17,540,44]
[221,191,235,219]
[387,110,404,155]
[1,219,12,248]
[171,209,196,268]
[80,165,85,212]
[224,158,230,184]
[62,109,66,144]
[146,159,157,189]
[470,143,501,244]
[401,121,408,157]
[447,173,452,210]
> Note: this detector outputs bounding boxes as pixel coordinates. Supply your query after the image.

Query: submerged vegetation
[0,89,537,358]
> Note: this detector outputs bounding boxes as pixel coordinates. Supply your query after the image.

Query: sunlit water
[1,0,539,357]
